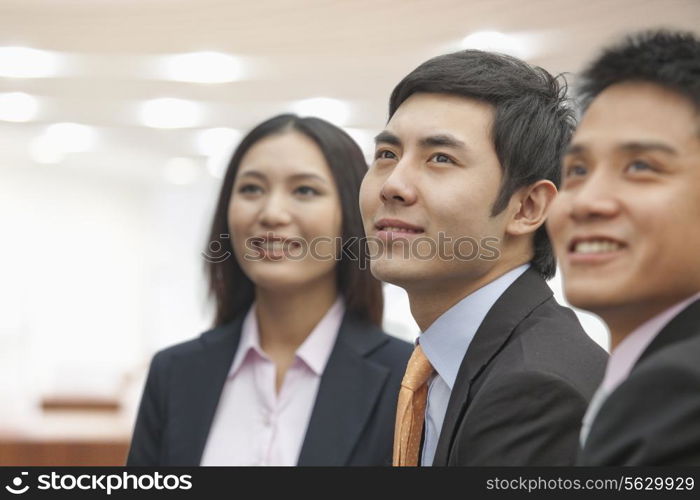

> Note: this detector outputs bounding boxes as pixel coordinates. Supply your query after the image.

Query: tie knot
[401,345,434,391]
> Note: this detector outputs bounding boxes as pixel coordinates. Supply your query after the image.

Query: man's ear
[505,180,558,236]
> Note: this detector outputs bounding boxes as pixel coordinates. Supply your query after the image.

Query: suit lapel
[635,298,700,366]
[432,268,553,465]
[297,313,390,466]
[168,318,243,465]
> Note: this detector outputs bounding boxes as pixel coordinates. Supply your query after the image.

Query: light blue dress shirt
[418,264,529,466]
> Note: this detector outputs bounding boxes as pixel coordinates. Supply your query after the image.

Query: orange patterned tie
[393,344,434,466]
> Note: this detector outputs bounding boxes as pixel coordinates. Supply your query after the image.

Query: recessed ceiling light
[45,122,97,153]
[195,127,241,156]
[140,98,202,129]
[0,46,61,78]
[160,51,245,83]
[0,92,39,122]
[291,97,350,126]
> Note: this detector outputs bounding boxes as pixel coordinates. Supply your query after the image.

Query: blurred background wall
[1,0,698,465]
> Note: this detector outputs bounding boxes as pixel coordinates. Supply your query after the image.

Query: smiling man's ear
[506,180,558,236]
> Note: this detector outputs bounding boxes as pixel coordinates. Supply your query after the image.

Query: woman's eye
[238,184,262,194]
[626,160,654,173]
[375,149,397,160]
[429,153,453,164]
[294,185,320,196]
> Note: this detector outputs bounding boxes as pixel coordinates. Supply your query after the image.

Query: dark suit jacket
[579,299,700,465]
[126,310,412,466]
[432,268,608,465]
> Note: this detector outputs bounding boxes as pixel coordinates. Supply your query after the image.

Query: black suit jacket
[579,299,700,465]
[126,311,412,466]
[432,268,608,465]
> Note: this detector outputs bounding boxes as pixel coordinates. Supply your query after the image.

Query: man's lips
[374,218,425,234]
[567,235,627,254]
[564,235,628,265]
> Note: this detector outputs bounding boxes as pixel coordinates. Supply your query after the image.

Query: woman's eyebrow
[288,173,328,184]
[238,170,328,183]
[237,170,266,180]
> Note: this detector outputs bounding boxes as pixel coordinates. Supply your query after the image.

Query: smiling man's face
[547,82,700,329]
[359,92,512,292]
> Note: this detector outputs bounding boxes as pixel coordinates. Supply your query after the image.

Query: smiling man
[547,30,700,465]
[359,50,607,466]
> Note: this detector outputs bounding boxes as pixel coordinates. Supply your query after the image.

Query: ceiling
[1,0,699,185]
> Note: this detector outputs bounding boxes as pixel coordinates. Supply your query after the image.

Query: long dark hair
[205,114,383,328]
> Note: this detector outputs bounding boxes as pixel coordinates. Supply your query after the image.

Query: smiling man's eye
[565,164,588,178]
[626,160,654,173]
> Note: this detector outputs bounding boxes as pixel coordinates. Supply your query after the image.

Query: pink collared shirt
[200,298,345,466]
[601,292,700,394]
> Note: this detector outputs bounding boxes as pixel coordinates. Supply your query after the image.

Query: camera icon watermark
[5,472,29,495]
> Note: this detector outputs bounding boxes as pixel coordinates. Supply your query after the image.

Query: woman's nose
[258,192,293,227]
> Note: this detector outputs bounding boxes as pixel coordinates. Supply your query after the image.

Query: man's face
[359,92,511,291]
[547,82,700,321]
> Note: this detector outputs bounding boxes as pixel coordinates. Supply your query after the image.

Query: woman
[127,114,412,466]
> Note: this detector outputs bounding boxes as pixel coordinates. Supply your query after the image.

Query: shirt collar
[295,297,345,375]
[419,264,529,389]
[601,291,700,392]
[228,305,264,378]
[228,297,345,377]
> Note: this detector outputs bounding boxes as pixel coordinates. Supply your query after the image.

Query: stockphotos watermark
[201,232,501,269]
[4,471,192,496]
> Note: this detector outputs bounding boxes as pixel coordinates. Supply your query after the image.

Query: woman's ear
[506,180,558,236]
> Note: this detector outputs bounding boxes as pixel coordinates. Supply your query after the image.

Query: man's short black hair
[578,29,700,113]
[389,50,575,280]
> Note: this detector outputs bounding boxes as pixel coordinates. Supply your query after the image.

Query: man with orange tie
[359,50,607,466]
[547,29,700,465]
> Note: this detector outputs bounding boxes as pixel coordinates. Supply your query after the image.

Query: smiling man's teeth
[382,226,421,233]
[574,240,622,254]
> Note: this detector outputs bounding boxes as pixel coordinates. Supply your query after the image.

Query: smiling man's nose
[570,171,622,222]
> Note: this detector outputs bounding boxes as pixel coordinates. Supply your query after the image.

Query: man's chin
[369,259,427,289]
[564,285,622,316]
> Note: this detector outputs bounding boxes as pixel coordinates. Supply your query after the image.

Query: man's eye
[429,153,453,164]
[625,160,654,173]
[294,185,320,196]
[565,164,588,178]
[375,149,397,160]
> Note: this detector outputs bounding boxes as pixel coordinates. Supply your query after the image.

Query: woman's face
[228,131,343,291]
